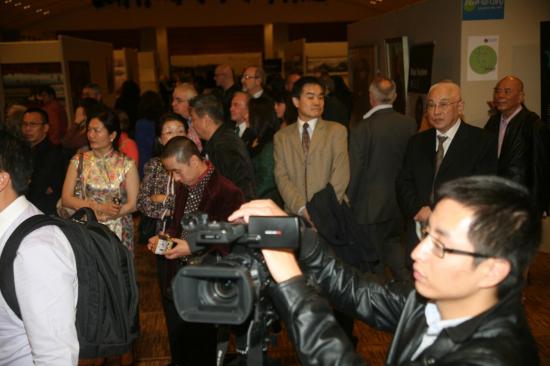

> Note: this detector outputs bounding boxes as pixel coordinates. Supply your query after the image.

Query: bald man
[213,64,239,124]
[484,75,550,215]
[396,80,497,267]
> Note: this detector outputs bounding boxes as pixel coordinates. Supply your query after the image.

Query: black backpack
[0,208,139,359]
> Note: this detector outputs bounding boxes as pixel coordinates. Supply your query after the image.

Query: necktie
[302,123,310,155]
[434,135,448,176]
[235,125,240,136]
[302,123,310,199]
[498,117,508,157]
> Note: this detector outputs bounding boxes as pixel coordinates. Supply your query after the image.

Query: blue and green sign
[463,0,504,21]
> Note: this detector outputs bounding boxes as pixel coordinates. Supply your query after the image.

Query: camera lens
[212,279,237,300]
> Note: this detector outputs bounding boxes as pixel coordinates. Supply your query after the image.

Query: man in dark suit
[484,75,550,216]
[21,108,65,215]
[348,77,416,278]
[230,91,255,150]
[396,81,497,267]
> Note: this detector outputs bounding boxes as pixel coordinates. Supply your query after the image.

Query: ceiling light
[23,4,30,9]
[35,8,42,12]
[14,2,22,6]
[43,10,50,15]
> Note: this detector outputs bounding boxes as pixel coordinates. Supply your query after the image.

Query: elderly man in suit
[396,80,497,269]
[348,76,416,278]
[274,76,349,223]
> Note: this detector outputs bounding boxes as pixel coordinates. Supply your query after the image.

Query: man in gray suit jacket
[274,76,349,223]
[348,77,416,278]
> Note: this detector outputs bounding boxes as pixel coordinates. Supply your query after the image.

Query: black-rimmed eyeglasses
[418,227,492,259]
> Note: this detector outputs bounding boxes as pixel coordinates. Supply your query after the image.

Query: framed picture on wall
[385,36,409,114]
[349,44,378,124]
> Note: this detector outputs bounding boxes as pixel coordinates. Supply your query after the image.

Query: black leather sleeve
[297,229,411,331]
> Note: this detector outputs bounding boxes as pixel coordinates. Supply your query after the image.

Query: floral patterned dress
[71,150,135,251]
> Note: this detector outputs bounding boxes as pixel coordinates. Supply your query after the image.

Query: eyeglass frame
[418,227,492,259]
[426,99,462,112]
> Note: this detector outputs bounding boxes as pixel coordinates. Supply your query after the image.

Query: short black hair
[87,109,121,149]
[38,85,56,98]
[161,136,201,164]
[0,131,33,195]
[23,107,49,125]
[437,176,541,296]
[189,94,223,126]
[291,76,325,99]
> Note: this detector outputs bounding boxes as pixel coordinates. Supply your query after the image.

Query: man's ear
[0,171,10,192]
[478,258,511,289]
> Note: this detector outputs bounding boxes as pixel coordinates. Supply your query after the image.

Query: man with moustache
[484,75,550,215]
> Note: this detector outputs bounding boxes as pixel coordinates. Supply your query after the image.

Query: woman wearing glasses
[137,113,187,241]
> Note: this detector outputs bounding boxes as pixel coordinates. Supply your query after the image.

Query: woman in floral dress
[61,109,140,251]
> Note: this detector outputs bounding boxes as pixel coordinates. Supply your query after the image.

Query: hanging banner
[408,43,434,94]
[463,0,505,21]
[467,35,499,81]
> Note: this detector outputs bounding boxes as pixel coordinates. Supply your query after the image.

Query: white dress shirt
[297,118,318,140]
[435,118,461,158]
[0,196,78,365]
[236,122,248,138]
[411,302,471,360]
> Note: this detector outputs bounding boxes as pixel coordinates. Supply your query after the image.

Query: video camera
[171,213,300,325]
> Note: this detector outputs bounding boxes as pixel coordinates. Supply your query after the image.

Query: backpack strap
[0,214,66,319]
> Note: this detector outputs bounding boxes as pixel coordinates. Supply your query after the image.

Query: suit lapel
[309,119,326,155]
[287,123,304,158]
[421,129,437,174]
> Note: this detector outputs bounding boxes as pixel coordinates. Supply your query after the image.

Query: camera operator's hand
[229,200,303,283]
[228,199,287,222]
[164,238,191,260]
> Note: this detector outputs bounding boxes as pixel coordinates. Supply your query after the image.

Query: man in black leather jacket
[229,176,540,365]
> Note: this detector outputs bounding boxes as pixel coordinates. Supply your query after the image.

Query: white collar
[252,89,264,99]
[0,196,31,239]
[424,302,471,336]
[298,118,318,132]
[436,118,461,140]
[363,104,393,119]
[501,105,522,124]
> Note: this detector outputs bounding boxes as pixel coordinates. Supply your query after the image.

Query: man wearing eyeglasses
[484,75,550,216]
[21,108,64,215]
[396,80,497,269]
[229,175,540,365]
[241,65,272,103]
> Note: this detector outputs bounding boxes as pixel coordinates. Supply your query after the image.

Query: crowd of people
[0,64,548,365]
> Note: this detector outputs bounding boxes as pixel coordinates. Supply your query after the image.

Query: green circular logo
[464,0,476,12]
[469,45,497,75]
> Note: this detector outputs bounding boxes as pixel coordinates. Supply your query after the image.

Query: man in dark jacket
[147,136,244,366]
[21,108,65,215]
[229,175,540,365]
[190,93,256,201]
[485,75,550,216]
